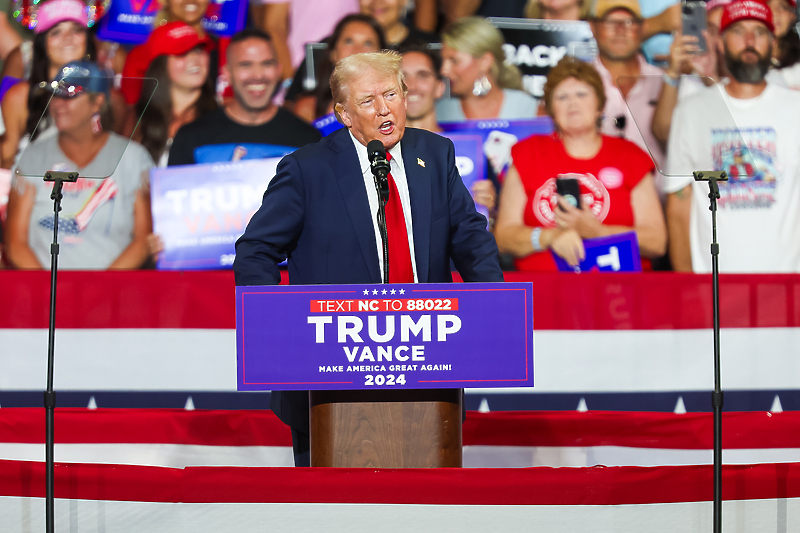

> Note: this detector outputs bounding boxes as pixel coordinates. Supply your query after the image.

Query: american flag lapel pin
[417,158,425,167]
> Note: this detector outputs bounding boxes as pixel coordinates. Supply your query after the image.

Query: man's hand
[667,30,717,81]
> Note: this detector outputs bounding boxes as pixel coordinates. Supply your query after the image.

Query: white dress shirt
[349,131,419,282]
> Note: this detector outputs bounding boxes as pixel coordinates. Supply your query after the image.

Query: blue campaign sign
[552,232,642,273]
[439,132,489,222]
[97,0,246,44]
[237,282,534,391]
[313,113,345,137]
[440,118,553,179]
[150,158,281,270]
[95,0,159,45]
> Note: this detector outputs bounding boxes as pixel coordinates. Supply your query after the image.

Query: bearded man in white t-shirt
[664,0,800,273]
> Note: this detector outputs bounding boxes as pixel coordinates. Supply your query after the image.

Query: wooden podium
[309,389,463,467]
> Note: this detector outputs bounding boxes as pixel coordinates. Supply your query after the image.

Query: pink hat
[34,0,88,34]
[720,0,775,33]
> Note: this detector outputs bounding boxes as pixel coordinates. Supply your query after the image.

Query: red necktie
[384,152,415,283]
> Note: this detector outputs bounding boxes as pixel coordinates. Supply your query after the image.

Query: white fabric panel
[2,497,799,533]
[2,443,799,469]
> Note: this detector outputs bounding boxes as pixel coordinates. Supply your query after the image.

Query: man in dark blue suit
[234,51,503,466]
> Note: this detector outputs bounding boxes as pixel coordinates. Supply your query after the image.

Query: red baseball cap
[120,22,215,104]
[720,0,775,34]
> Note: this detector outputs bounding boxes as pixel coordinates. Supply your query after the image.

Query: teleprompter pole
[43,170,79,533]
[694,170,727,533]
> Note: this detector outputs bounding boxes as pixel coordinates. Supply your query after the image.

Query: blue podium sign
[236,282,534,391]
[552,232,642,272]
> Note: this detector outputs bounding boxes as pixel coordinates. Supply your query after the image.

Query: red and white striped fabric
[2,408,800,532]
[1,456,799,532]
[1,270,799,395]
[1,408,799,468]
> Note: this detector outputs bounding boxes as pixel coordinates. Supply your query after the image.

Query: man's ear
[434,79,445,100]
[337,103,352,128]
[91,93,107,114]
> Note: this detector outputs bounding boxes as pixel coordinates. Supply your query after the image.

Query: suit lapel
[329,129,382,283]
[402,129,431,283]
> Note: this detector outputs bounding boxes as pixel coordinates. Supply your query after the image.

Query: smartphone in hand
[682,1,708,54]
[556,177,582,210]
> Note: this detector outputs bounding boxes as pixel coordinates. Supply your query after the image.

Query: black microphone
[367,140,390,205]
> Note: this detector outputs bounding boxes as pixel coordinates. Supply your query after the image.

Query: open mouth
[379,121,394,135]
[184,4,199,13]
[407,94,422,102]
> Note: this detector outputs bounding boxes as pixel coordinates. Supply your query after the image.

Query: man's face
[338,67,407,149]
[402,51,444,121]
[226,38,281,112]
[592,8,643,62]
[721,19,773,83]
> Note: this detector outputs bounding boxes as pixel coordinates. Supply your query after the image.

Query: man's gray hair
[331,51,407,122]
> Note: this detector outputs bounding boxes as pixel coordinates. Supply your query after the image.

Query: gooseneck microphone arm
[367,140,390,284]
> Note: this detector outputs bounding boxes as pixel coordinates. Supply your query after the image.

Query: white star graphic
[381,289,387,295]
[372,289,379,295]
[399,289,405,295]
[390,289,396,295]
[363,289,369,295]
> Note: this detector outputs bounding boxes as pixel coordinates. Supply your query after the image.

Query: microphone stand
[694,169,727,533]
[42,170,79,533]
[374,176,389,284]
[367,141,391,284]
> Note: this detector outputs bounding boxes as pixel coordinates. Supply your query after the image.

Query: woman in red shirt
[494,57,666,270]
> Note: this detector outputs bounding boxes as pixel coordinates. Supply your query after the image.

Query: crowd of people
[0,0,798,273]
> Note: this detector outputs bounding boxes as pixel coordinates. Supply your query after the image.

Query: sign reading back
[490,18,596,98]
[236,282,534,391]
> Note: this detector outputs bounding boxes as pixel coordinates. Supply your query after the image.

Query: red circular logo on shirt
[598,167,624,189]
[532,173,611,226]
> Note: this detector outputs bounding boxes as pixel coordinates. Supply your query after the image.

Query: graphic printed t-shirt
[664,83,800,273]
[511,133,654,271]
[20,134,154,269]
[168,107,322,166]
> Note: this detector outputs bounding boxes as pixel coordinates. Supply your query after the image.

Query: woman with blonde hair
[437,16,538,122]
[493,57,666,270]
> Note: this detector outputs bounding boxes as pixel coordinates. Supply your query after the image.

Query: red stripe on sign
[1,459,799,505]
[2,409,799,450]
[3,271,800,330]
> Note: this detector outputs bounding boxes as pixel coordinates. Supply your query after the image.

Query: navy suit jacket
[234,127,503,431]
